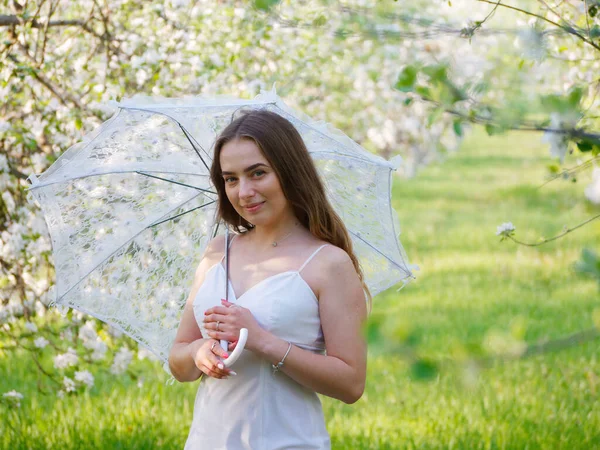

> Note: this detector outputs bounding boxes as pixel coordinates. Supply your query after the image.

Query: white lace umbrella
[27,90,415,364]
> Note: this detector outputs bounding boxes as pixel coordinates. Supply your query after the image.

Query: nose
[238,177,255,200]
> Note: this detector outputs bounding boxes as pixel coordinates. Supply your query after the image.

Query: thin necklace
[272,223,298,247]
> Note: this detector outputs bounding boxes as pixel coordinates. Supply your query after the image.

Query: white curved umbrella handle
[221,328,248,368]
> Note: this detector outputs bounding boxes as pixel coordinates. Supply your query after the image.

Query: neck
[249,214,300,247]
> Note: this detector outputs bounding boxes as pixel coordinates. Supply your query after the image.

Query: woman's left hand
[203,300,265,353]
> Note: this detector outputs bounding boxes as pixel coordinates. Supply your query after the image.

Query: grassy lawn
[2,128,600,449]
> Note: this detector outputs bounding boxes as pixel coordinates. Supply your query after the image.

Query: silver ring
[216,321,220,331]
[210,341,217,351]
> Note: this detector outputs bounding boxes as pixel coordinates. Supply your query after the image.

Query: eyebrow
[221,163,268,176]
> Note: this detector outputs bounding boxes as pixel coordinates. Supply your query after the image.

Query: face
[220,138,292,227]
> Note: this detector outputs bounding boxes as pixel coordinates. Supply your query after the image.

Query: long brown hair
[210,108,371,302]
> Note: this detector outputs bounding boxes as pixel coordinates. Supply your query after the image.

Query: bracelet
[271,342,292,374]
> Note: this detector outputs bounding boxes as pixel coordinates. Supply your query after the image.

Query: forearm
[168,340,204,382]
[254,331,366,404]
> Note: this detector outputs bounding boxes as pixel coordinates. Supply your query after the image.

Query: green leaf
[574,248,600,288]
[422,64,447,81]
[414,85,431,98]
[577,140,593,152]
[427,107,443,127]
[567,87,583,108]
[547,162,561,174]
[453,119,463,137]
[410,359,438,381]
[312,15,327,27]
[484,123,502,136]
[395,65,418,92]
[75,117,83,130]
[254,0,280,11]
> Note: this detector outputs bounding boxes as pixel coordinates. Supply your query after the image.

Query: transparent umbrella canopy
[27,89,415,363]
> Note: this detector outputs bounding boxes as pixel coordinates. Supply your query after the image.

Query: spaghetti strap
[219,234,236,263]
[298,245,328,273]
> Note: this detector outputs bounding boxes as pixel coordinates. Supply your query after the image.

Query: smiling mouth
[243,201,265,211]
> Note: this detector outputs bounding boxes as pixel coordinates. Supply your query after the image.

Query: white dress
[186,245,331,450]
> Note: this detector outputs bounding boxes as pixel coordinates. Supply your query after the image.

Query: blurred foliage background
[2,0,600,448]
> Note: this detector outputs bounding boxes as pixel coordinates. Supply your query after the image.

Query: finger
[221,299,234,307]
[204,306,229,316]
[202,365,227,379]
[228,340,238,351]
[206,330,236,342]
[203,313,228,326]
[206,356,230,378]
[212,344,229,360]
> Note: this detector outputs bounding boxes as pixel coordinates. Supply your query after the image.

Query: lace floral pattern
[28,91,414,362]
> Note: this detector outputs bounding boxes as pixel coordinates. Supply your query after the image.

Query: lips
[242,201,265,213]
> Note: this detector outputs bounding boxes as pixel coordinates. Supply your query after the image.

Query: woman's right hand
[188,338,236,379]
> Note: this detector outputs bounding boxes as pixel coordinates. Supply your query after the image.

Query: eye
[252,170,266,177]
[224,176,237,184]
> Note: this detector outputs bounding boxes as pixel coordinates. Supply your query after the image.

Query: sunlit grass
[2,128,600,449]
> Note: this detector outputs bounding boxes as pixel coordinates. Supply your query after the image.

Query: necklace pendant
[272,242,277,247]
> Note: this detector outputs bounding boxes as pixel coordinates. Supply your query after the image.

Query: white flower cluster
[34,337,49,349]
[54,348,78,369]
[111,347,133,375]
[585,168,600,205]
[496,222,516,238]
[74,370,95,388]
[2,390,24,408]
[79,321,108,361]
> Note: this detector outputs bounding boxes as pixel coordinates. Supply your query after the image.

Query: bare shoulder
[314,243,354,271]
[204,234,226,257]
[195,234,226,274]
[302,242,361,298]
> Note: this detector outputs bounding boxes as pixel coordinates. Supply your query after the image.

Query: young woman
[168,110,368,449]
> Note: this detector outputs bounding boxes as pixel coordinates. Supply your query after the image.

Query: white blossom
[74,370,95,388]
[541,113,571,162]
[24,321,38,333]
[78,320,98,344]
[585,168,600,204]
[111,347,133,375]
[1,191,16,214]
[34,337,49,348]
[496,222,516,237]
[90,339,108,361]
[63,376,77,393]
[54,348,79,369]
[3,390,24,407]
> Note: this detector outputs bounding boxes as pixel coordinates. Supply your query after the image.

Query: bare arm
[205,246,368,403]
[168,235,230,382]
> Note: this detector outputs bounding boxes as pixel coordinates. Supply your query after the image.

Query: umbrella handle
[221,328,248,368]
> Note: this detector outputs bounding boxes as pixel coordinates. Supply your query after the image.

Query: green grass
[2,128,600,449]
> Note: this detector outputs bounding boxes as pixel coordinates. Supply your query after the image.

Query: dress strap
[299,245,328,273]
[219,234,236,263]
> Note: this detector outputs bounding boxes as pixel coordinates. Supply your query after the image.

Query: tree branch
[0,14,107,41]
[506,213,600,247]
[477,0,600,52]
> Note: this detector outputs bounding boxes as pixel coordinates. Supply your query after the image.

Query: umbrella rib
[148,201,216,228]
[28,169,210,191]
[135,171,216,195]
[309,150,384,166]
[386,168,407,264]
[179,124,212,171]
[271,105,394,168]
[119,106,212,171]
[55,193,213,303]
[347,229,411,274]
